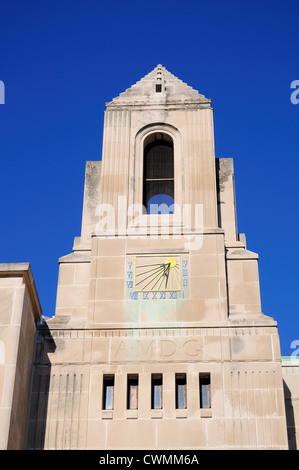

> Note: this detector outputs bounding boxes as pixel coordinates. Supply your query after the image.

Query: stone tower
[24,65,288,449]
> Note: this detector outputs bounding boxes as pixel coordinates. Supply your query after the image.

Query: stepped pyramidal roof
[107,64,211,108]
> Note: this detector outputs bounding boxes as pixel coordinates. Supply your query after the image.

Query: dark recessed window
[175,373,187,409]
[156,84,162,93]
[102,375,114,410]
[199,373,211,409]
[127,375,139,410]
[151,374,163,409]
[143,133,174,214]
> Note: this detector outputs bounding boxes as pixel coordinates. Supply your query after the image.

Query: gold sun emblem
[134,255,181,292]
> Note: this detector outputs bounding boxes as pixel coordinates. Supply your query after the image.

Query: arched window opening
[143,133,174,214]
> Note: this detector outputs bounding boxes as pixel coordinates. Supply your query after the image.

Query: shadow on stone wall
[25,320,56,449]
[283,380,297,450]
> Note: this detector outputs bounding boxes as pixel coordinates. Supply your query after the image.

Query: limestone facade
[0,263,42,449]
[0,66,295,449]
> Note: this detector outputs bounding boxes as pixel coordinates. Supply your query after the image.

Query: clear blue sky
[0,0,298,355]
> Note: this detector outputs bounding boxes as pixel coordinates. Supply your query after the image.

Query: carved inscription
[111,337,203,363]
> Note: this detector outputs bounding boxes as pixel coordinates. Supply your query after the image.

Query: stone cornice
[0,262,42,320]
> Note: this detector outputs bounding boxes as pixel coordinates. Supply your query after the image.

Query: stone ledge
[0,262,42,321]
[58,252,91,264]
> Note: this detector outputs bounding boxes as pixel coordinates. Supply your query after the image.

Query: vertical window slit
[175,373,187,409]
[151,374,163,409]
[102,375,114,410]
[199,373,211,409]
[127,375,139,410]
